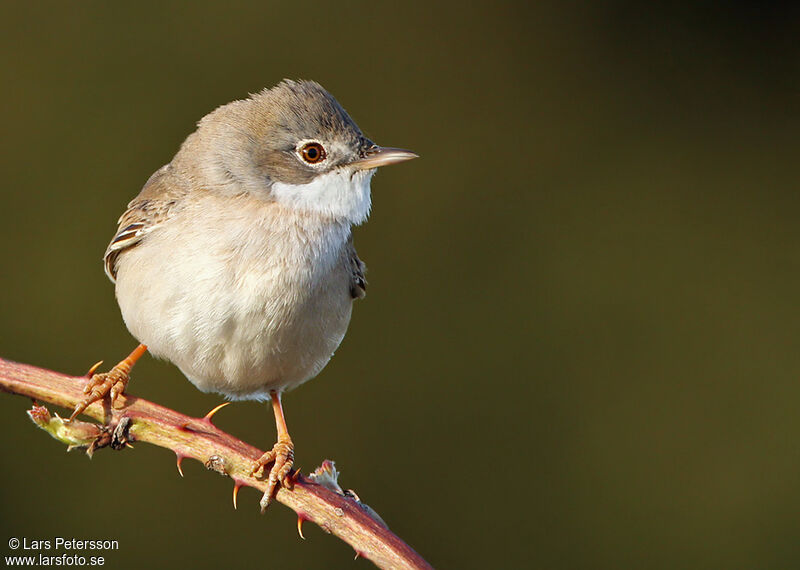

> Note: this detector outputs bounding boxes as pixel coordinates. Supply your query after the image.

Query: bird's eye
[299,142,326,164]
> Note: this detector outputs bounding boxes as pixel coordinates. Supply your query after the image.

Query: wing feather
[103,165,185,281]
[347,237,367,300]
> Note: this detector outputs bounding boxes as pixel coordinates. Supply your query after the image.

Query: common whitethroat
[70,80,417,509]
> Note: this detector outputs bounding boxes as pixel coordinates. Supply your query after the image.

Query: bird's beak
[350,147,418,170]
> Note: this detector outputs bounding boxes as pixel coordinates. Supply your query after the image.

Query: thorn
[232,483,241,510]
[290,467,302,483]
[86,360,104,377]
[203,402,231,425]
[176,454,185,477]
[354,551,361,560]
[297,516,306,540]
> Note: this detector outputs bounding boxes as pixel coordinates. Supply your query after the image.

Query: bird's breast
[114,193,355,400]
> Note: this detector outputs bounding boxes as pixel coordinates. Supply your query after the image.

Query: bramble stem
[0,357,431,570]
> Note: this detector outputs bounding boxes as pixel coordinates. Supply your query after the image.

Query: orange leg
[70,344,147,421]
[252,391,295,511]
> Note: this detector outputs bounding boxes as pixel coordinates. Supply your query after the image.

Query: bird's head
[175,80,417,225]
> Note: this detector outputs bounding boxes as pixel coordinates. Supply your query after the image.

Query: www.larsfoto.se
[5,553,106,566]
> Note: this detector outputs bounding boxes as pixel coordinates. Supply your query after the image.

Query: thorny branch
[0,357,431,570]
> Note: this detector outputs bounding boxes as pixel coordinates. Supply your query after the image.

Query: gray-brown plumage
[73,80,416,510]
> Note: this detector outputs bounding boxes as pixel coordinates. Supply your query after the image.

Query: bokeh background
[0,2,798,568]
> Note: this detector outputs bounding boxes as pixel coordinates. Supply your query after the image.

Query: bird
[69,79,417,510]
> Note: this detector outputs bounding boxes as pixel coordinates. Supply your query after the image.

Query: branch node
[204,454,229,476]
[110,416,133,450]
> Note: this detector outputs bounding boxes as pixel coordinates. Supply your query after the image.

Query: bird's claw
[253,438,294,511]
[70,365,130,421]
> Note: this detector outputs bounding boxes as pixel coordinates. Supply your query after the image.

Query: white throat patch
[270,168,375,224]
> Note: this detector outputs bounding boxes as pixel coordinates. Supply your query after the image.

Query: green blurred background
[1,2,798,568]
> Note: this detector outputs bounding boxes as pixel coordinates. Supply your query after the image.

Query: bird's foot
[69,361,131,421]
[252,436,294,511]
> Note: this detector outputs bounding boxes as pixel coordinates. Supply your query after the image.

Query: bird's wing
[347,237,367,299]
[104,165,186,282]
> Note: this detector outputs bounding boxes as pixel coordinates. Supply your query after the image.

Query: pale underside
[109,170,367,401]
